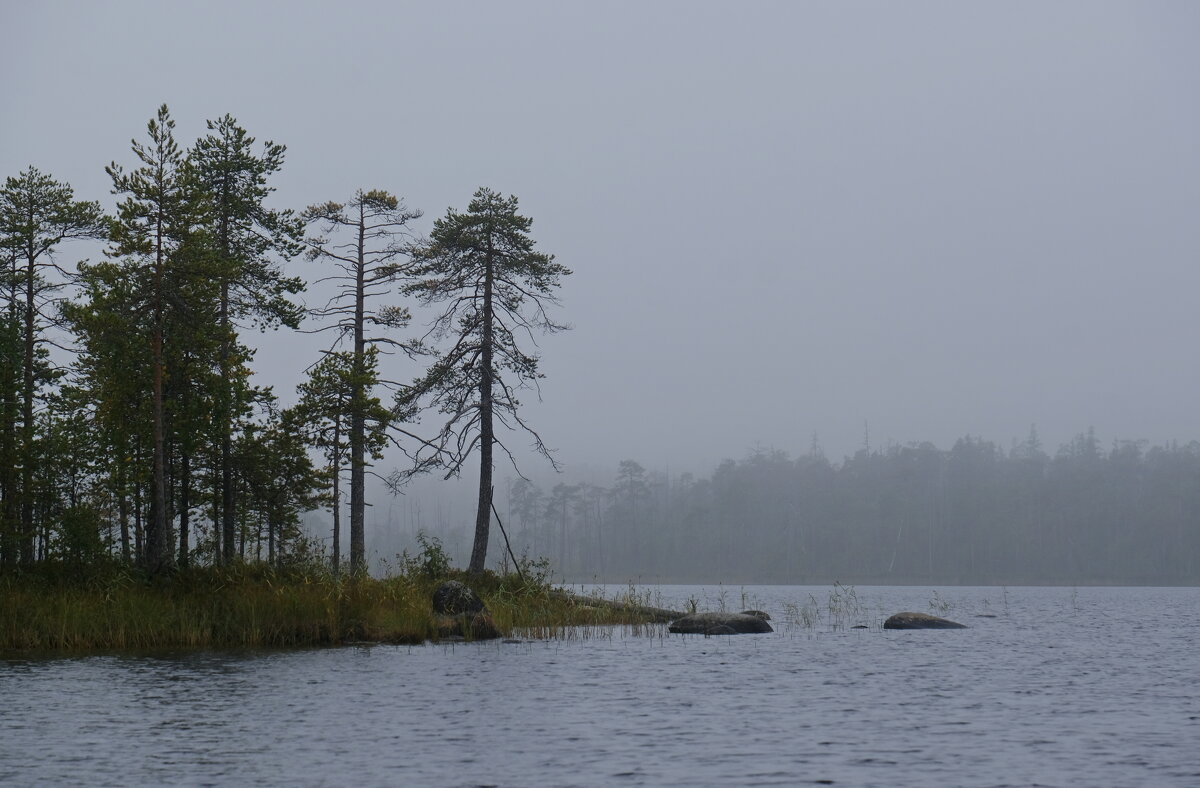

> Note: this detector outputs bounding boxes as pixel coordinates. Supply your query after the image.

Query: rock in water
[739,609,771,621]
[432,580,485,616]
[668,612,774,635]
[883,612,967,630]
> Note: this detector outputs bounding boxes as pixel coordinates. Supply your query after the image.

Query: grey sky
[3,0,1198,476]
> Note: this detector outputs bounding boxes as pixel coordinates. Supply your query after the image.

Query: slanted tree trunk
[468,244,495,574]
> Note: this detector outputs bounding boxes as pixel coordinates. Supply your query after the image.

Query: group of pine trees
[0,105,568,576]
[496,431,1200,585]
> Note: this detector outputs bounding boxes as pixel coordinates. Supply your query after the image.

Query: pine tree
[292,349,389,570]
[0,167,106,563]
[234,405,324,567]
[64,259,151,563]
[404,188,570,573]
[188,116,304,564]
[105,105,200,573]
[302,190,422,573]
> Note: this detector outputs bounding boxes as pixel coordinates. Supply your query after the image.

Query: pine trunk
[349,213,366,573]
[147,211,170,574]
[178,451,190,567]
[133,470,143,562]
[219,208,235,565]
[1,275,19,566]
[468,242,496,574]
[331,421,341,572]
[20,241,35,564]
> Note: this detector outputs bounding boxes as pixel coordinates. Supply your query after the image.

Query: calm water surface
[3,585,1199,787]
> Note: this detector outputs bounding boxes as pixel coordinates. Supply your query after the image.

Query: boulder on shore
[883,612,967,630]
[669,612,774,635]
[432,580,485,616]
[431,580,500,640]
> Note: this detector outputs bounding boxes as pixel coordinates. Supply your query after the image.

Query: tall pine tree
[404,188,570,573]
[302,190,422,573]
[188,116,304,564]
[0,167,106,563]
[105,105,199,573]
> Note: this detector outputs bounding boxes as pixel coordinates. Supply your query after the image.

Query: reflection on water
[3,586,1200,787]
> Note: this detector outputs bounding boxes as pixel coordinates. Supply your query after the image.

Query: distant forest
[495,429,1200,586]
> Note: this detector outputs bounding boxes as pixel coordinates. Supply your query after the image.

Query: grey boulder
[883,612,967,630]
[432,580,485,616]
[669,612,774,635]
[431,581,500,640]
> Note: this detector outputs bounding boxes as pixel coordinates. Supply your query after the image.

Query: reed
[784,584,876,630]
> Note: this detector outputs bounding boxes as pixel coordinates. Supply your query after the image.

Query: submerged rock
[669,612,774,635]
[883,612,967,630]
[432,580,485,616]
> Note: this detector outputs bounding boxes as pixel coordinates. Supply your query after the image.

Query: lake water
[3,585,1199,787]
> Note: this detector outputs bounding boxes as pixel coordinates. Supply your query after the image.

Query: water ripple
[3,586,1199,787]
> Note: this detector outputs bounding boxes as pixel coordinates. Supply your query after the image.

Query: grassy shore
[0,561,663,653]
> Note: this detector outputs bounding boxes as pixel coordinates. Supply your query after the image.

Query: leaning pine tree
[403,188,570,574]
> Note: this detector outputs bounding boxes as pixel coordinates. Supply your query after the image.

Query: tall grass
[488,583,671,640]
[0,559,682,652]
[0,563,442,651]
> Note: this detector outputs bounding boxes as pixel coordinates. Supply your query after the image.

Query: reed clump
[783,583,877,631]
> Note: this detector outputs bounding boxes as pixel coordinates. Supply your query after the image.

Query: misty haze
[3,2,1199,786]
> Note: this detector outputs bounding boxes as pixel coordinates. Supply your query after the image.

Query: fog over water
[4,2,1199,570]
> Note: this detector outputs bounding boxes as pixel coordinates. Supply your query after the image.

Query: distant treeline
[497,429,1200,585]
